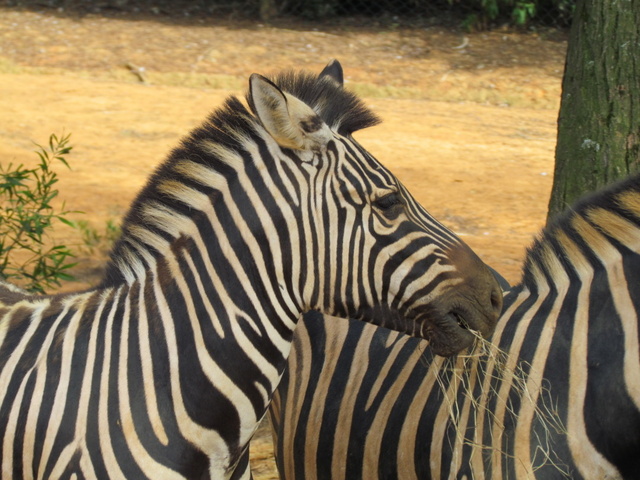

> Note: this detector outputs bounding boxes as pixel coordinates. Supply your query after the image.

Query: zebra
[0,60,503,479]
[269,172,640,479]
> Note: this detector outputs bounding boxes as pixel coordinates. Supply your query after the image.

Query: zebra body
[270,173,640,479]
[0,61,502,479]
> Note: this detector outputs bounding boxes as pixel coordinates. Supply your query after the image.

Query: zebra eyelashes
[373,191,405,217]
[374,191,402,208]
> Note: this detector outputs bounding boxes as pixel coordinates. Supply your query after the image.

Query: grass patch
[348,81,423,100]
[0,58,559,109]
[0,58,67,76]
[349,79,558,109]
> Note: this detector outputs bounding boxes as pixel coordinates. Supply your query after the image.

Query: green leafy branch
[0,133,79,293]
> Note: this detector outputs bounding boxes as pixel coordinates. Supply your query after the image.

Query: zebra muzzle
[424,294,500,357]
[452,311,470,330]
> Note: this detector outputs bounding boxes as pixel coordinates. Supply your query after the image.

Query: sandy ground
[0,6,568,478]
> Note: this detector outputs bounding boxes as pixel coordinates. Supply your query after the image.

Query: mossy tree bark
[547,0,640,220]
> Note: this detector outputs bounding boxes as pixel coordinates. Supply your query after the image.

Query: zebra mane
[101,67,380,285]
[247,69,381,135]
[520,173,640,289]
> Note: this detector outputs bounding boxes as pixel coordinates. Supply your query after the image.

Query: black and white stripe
[0,61,502,479]
[270,172,640,479]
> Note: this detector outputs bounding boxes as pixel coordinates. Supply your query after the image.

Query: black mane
[102,67,380,286]
[248,69,381,135]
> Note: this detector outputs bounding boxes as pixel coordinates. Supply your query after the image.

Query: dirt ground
[0,5,567,478]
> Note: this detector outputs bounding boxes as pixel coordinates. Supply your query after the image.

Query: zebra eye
[374,191,404,215]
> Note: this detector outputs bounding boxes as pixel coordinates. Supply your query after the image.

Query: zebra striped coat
[0,61,502,479]
[270,172,640,479]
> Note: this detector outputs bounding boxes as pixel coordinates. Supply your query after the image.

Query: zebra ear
[250,73,332,154]
[319,59,344,87]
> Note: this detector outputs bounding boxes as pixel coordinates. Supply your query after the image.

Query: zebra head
[107,60,502,357]
[246,60,502,356]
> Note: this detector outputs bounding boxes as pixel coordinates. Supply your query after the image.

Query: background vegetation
[0,134,120,293]
[3,0,575,28]
[0,134,78,292]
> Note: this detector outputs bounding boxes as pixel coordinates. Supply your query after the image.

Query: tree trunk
[547,0,640,220]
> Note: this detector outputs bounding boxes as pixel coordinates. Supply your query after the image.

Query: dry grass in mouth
[431,331,571,477]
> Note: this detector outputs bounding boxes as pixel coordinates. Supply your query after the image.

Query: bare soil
[0,6,567,478]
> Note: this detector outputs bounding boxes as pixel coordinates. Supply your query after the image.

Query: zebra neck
[120,267,299,448]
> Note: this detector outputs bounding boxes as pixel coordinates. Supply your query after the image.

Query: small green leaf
[1,132,78,293]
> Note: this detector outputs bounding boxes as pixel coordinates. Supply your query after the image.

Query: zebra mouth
[425,310,478,357]
[425,293,499,357]
[446,308,478,334]
[452,311,469,330]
